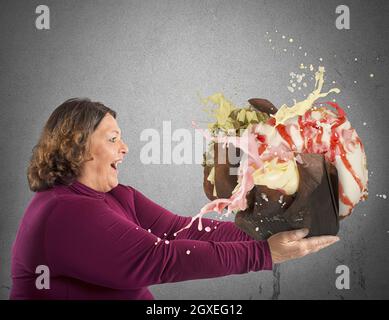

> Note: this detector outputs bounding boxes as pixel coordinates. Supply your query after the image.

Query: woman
[10,98,339,300]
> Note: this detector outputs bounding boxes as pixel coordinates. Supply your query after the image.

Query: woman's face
[78,113,129,192]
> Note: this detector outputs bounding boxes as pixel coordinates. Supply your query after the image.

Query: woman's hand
[268,228,340,264]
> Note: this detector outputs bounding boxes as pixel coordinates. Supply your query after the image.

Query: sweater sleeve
[175,218,255,242]
[131,186,254,242]
[45,198,272,290]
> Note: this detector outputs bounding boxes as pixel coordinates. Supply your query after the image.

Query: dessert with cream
[173,66,368,239]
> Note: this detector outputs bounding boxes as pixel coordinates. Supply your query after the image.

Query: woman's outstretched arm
[45,198,272,290]
[130,186,254,242]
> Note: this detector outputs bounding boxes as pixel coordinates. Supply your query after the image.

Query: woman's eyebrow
[110,129,121,134]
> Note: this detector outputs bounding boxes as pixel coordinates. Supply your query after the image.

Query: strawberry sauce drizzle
[287,102,364,210]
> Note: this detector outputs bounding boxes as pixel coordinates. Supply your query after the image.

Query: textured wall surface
[0,0,388,299]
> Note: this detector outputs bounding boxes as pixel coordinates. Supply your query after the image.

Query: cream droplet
[354,58,358,61]
[205,226,211,232]
[165,240,170,244]
[289,38,293,43]
[363,122,367,126]
[287,86,295,93]
[319,57,323,62]
[283,48,287,52]
[255,227,259,232]
[282,35,286,39]
[370,73,374,78]
[148,229,151,233]
[186,250,191,255]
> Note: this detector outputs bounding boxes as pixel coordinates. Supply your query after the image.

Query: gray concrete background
[0,0,388,299]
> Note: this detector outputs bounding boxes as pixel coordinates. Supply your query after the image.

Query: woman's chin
[109,178,119,190]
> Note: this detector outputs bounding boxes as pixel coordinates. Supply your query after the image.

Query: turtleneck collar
[69,179,107,199]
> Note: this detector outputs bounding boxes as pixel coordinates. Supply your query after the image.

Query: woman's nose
[120,140,129,154]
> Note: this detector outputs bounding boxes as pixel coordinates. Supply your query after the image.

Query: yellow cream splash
[200,93,236,128]
[252,158,300,195]
[274,66,340,125]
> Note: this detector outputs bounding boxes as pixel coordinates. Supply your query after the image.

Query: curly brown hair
[27,98,117,192]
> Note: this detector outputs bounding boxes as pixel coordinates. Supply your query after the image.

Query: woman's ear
[83,150,94,162]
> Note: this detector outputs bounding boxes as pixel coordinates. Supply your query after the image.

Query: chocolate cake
[202,98,340,240]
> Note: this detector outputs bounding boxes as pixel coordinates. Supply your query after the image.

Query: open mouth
[110,160,122,172]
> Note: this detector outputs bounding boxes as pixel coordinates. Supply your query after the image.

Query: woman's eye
[109,137,117,142]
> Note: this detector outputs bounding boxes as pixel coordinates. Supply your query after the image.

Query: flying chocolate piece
[248,98,277,115]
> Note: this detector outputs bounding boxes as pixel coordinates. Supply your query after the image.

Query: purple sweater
[10,180,273,300]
